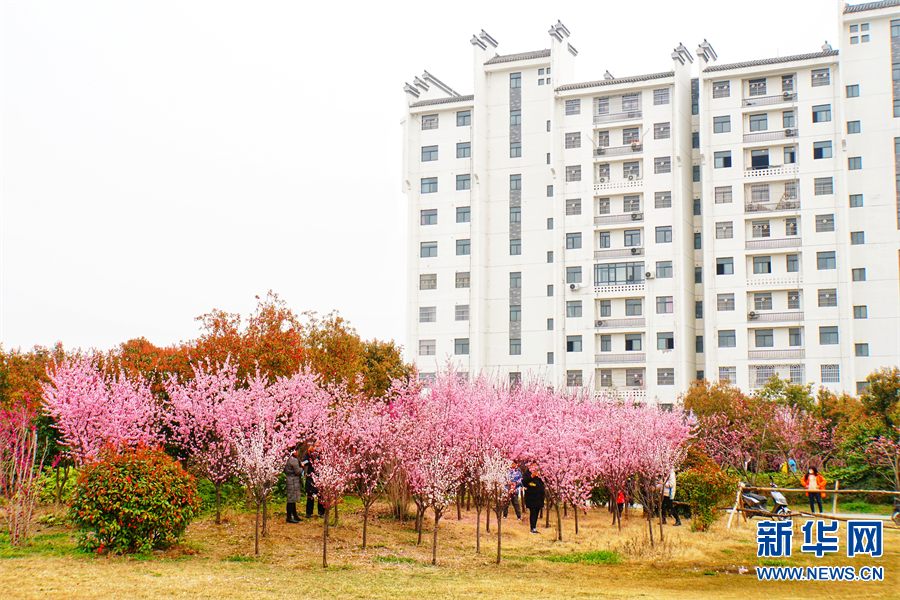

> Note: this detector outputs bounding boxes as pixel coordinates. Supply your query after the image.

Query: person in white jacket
[662,468,681,526]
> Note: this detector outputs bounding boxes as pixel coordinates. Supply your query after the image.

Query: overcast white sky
[1,0,841,356]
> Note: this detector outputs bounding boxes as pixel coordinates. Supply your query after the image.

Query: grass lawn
[2,500,897,600]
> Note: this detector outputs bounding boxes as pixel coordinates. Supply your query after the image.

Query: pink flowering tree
[344,394,392,549]
[41,357,160,463]
[480,450,515,564]
[864,435,900,492]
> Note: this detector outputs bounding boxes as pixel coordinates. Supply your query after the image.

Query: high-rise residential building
[401,2,900,405]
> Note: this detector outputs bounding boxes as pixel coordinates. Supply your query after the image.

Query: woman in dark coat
[284,448,303,523]
[301,445,326,518]
[522,465,545,534]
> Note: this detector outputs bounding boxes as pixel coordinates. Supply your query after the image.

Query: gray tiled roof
[703,50,839,73]
[555,71,674,92]
[484,49,551,65]
[409,94,474,108]
[844,0,900,13]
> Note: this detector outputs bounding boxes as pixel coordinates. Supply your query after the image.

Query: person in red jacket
[802,467,827,514]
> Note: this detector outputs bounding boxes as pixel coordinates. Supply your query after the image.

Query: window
[811,68,830,87]
[510,72,521,88]
[818,288,837,308]
[419,274,437,290]
[656,296,674,314]
[785,218,798,236]
[851,36,858,44]
[599,368,612,387]
[852,268,866,282]
[857,381,870,394]
[599,299,611,317]
[814,177,833,195]
[455,272,470,288]
[505,339,520,356]
[783,110,796,128]
[509,372,521,387]
[420,209,437,225]
[788,291,800,310]
[812,104,832,123]
[509,174,521,190]
[695,266,702,284]
[420,241,437,258]
[658,368,675,385]
[656,226,672,243]
[567,301,582,318]
[622,94,639,111]
[855,343,869,357]
[715,186,733,204]
[566,336,582,352]
[813,141,832,159]
[457,206,470,223]
[547,284,554,297]
[422,114,439,130]
[597,130,610,147]
[748,78,766,97]
[782,74,794,92]
[815,214,834,232]
[510,239,521,255]
[846,85,859,98]
[755,329,774,348]
[696,301,703,318]
[456,239,470,256]
[789,328,802,346]
[821,365,840,383]
[848,157,862,170]
[753,256,772,274]
[599,231,610,248]
[547,218,553,230]
[623,161,640,178]
[547,352,554,365]
[751,149,769,170]
[565,132,580,148]
[656,261,673,278]
[749,113,768,132]
[692,132,699,148]
[893,18,900,37]
[625,334,642,351]
[455,338,470,355]
[457,110,471,126]
[819,326,838,345]
[421,177,437,193]
[694,232,702,249]
[547,153,551,164]
[509,305,521,322]
[547,251,554,263]
[567,371,583,387]
[653,88,670,105]
[850,24,857,32]
[623,195,641,212]
[752,220,770,238]
[849,194,863,208]
[847,120,860,134]
[718,330,736,348]
[816,251,836,270]
[510,206,521,223]
[510,142,521,158]
[566,165,582,182]
[786,254,800,273]
[419,340,436,356]
[510,110,521,126]
[509,271,521,289]
[595,261,646,286]
[547,185,553,197]
[597,198,610,214]
[421,145,438,162]
[713,116,731,133]
[717,293,735,311]
[566,232,582,249]
[747,293,770,312]
[694,198,702,215]
[547,318,554,330]
[566,266,582,283]
[419,307,436,323]
[457,142,471,158]
[715,221,733,239]
[626,368,644,386]
[716,257,734,275]
[654,157,671,174]
[851,231,865,245]
[566,198,582,215]
[719,366,736,382]
[714,151,732,168]
[547,120,551,131]
[565,99,580,115]
[625,298,642,316]
[655,191,672,208]
[713,80,730,98]
[653,122,671,139]
[456,174,471,190]
[693,165,700,182]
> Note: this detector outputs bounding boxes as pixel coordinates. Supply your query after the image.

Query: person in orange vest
[801,466,827,514]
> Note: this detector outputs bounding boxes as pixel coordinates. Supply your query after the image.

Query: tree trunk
[564,502,568,517]
[616,499,622,531]
[362,503,370,549]
[485,504,490,533]
[416,504,424,546]
[658,494,665,543]
[323,511,329,568]
[215,482,223,525]
[262,497,269,537]
[574,505,579,535]
[456,488,462,520]
[475,505,482,553]
[544,499,550,528]
[495,506,502,564]
[555,501,562,542]
[647,510,654,547]
[333,503,339,527]
[431,510,440,565]
[254,502,260,556]
[466,490,470,511]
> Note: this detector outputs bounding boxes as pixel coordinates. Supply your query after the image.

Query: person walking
[802,466,827,514]
[284,447,303,523]
[522,465,545,534]
[301,445,326,518]
[662,468,681,526]
[503,462,523,520]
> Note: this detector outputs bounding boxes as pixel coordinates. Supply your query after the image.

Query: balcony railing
[593,111,642,125]
[595,352,646,363]
[748,349,805,360]
[595,247,644,260]
[594,283,646,294]
[594,179,644,193]
[595,317,646,328]
[746,276,802,288]
[595,388,647,400]
[594,143,643,157]
[594,213,644,226]
[743,165,799,179]
[741,92,797,107]
[747,311,804,323]
[745,237,801,250]
[744,199,800,213]
[743,128,799,143]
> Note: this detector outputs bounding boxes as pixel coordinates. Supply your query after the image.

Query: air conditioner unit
[748,311,758,319]
[569,282,582,291]
[596,148,606,155]
[645,271,654,279]
[595,320,605,328]
[785,128,795,136]
[782,91,792,99]
[635,175,642,180]
[599,177,607,183]
[631,212,643,220]
[630,247,640,255]
[628,175,635,181]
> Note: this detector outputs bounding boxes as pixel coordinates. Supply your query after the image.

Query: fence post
[832,481,839,515]
[726,482,744,530]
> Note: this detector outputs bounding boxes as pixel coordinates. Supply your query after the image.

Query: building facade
[401,1,900,405]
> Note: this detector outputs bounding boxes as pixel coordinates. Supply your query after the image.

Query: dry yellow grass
[2,501,897,600]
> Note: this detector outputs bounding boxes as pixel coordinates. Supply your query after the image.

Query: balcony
[593,111,642,125]
[743,128,799,143]
[746,276,802,288]
[594,212,644,226]
[595,317,646,329]
[744,199,800,213]
[741,92,797,107]
[594,179,644,193]
[747,311,804,323]
[595,388,647,400]
[595,247,644,260]
[595,352,646,363]
[594,143,643,158]
[748,349,805,360]
[743,164,799,180]
[745,237,801,250]
[594,283,645,295]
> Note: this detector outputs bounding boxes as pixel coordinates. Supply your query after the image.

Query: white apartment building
[402,2,900,405]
